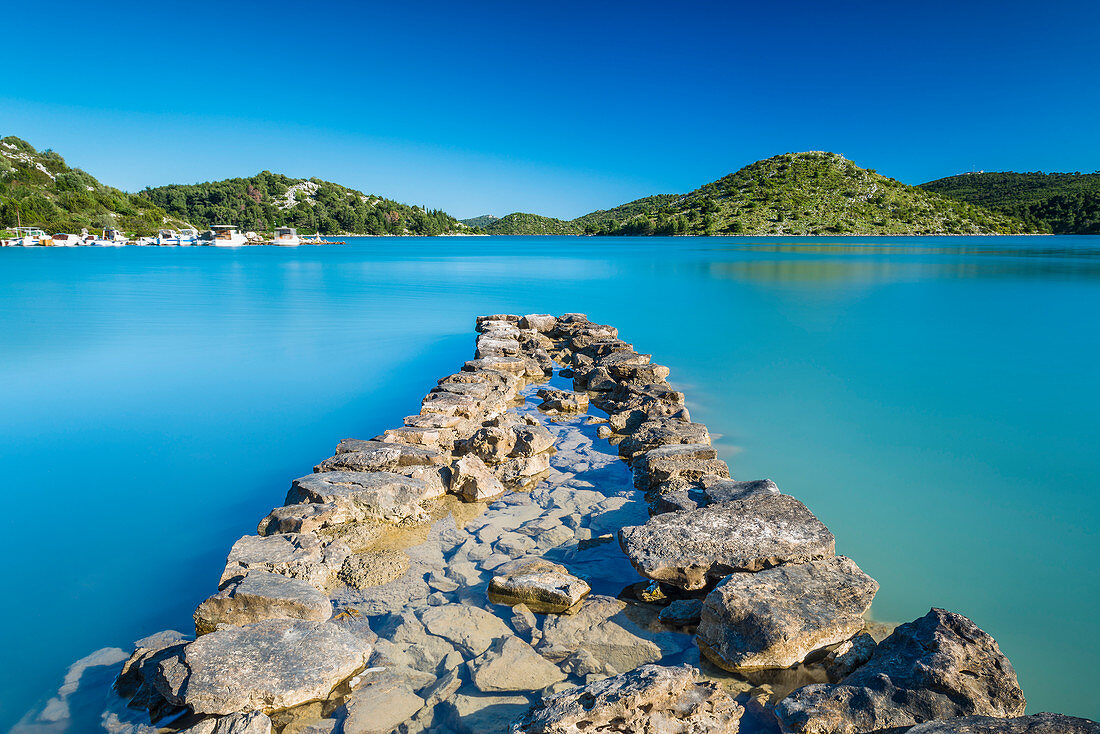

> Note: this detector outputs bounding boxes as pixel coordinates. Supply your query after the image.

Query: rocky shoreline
[20,313,1098,734]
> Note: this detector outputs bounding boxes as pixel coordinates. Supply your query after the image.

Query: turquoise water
[1,236,1096,728]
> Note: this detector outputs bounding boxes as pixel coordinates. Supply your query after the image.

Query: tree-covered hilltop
[920,172,1100,234]
[460,214,500,228]
[572,195,681,233]
[480,212,582,235]
[0,136,175,235]
[142,172,470,236]
[581,152,1039,236]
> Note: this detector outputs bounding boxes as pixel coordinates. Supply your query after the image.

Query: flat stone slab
[775,608,1027,733]
[618,493,835,590]
[536,595,662,674]
[906,713,1100,733]
[219,533,348,589]
[488,559,591,613]
[511,664,743,733]
[418,605,513,657]
[536,387,589,413]
[194,571,332,635]
[154,619,372,715]
[342,671,425,734]
[618,418,711,459]
[696,555,878,669]
[287,471,438,524]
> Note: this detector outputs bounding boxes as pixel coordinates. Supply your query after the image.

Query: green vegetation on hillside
[921,172,1100,234]
[481,212,582,235]
[142,172,467,236]
[0,136,172,235]
[460,214,499,228]
[573,195,681,234]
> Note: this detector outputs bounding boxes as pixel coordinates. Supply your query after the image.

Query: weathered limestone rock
[468,636,567,692]
[658,598,703,626]
[487,559,591,613]
[618,493,835,590]
[632,443,728,494]
[444,691,533,734]
[178,712,272,734]
[466,425,516,462]
[194,572,332,634]
[537,387,589,413]
[257,502,350,536]
[511,423,555,457]
[606,362,671,384]
[342,671,425,734]
[537,595,662,674]
[154,620,372,715]
[115,630,192,719]
[315,440,444,475]
[477,337,523,358]
[696,556,878,669]
[219,533,349,589]
[418,605,513,657]
[338,550,410,589]
[464,356,527,376]
[520,314,557,332]
[823,632,876,681]
[511,664,743,733]
[906,713,1100,733]
[287,471,439,524]
[651,478,781,515]
[775,608,1027,733]
[451,455,506,501]
[494,453,552,486]
[618,418,711,459]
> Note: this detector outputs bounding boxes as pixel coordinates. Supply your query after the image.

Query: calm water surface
[1,236,1097,728]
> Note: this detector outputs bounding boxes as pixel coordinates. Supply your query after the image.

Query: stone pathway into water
[16,314,1097,734]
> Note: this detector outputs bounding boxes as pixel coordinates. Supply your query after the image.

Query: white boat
[153,229,181,246]
[104,228,129,246]
[5,227,53,246]
[178,227,199,246]
[211,225,248,247]
[272,226,301,246]
[51,233,83,247]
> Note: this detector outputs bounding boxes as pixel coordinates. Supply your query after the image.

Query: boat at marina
[178,227,199,245]
[210,225,248,247]
[1,227,54,246]
[271,226,301,246]
[51,233,84,247]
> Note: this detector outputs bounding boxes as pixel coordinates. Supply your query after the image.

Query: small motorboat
[178,227,199,246]
[51,233,83,247]
[153,229,181,246]
[272,226,301,246]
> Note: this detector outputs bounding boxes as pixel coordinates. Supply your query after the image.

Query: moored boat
[210,225,248,247]
[271,226,301,246]
[4,228,54,246]
[51,233,83,247]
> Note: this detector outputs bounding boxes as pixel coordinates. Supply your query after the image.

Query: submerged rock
[342,670,426,734]
[418,605,513,657]
[618,493,835,590]
[511,664,743,733]
[906,713,1100,733]
[537,387,589,413]
[537,595,662,674]
[487,559,591,613]
[194,571,332,635]
[287,471,439,524]
[658,598,704,626]
[178,712,272,734]
[775,608,1027,733]
[154,619,372,715]
[468,636,567,692]
[337,550,410,589]
[696,556,878,669]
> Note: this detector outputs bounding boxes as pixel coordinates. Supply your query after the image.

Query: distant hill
[482,212,582,235]
[921,172,1100,234]
[485,153,1036,236]
[0,136,175,235]
[461,214,499,228]
[142,172,469,236]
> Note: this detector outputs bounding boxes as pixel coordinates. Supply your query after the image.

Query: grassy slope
[142,172,468,236]
[921,172,1100,234]
[0,136,176,236]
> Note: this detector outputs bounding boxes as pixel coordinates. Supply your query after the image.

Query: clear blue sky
[4,0,1099,219]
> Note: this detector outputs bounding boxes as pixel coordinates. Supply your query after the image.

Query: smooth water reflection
[1,236,1097,728]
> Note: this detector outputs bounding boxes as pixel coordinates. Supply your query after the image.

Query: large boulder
[632,443,728,494]
[487,559,591,613]
[511,664,743,733]
[451,455,506,501]
[618,493,835,590]
[287,471,439,524]
[194,571,332,635]
[537,388,589,413]
[775,608,1027,733]
[218,533,349,589]
[154,620,372,715]
[520,314,557,332]
[696,556,878,669]
[618,418,710,459]
[906,713,1100,733]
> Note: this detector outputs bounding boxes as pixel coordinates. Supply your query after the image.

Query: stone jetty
[48,312,1087,734]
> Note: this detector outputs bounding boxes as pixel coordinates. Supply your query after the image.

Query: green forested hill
[142,172,469,236]
[481,212,582,235]
[920,172,1100,234]
[460,214,499,228]
[0,136,174,235]
[487,152,1037,236]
